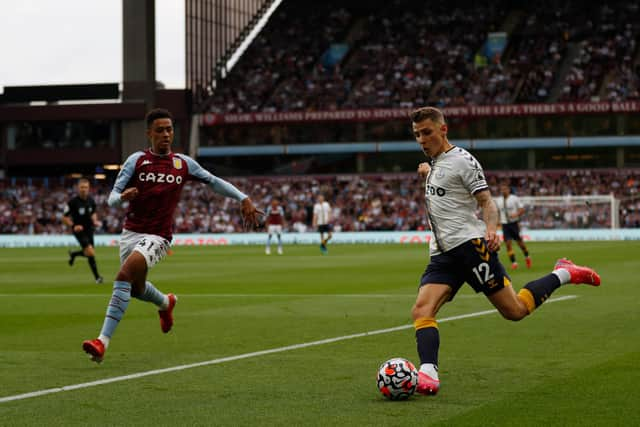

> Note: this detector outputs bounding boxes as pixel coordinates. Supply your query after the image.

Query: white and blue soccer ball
[376,357,418,400]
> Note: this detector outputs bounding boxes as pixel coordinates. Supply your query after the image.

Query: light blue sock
[135,280,168,308]
[266,235,272,250]
[99,281,131,339]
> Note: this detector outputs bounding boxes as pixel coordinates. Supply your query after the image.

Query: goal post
[518,194,620,230]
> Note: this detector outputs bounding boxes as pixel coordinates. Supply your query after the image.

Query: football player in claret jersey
[495,183,531,269]
[82,108,263,363]
[63,178,103,284]
[410,106,601,395]
[265,198,286,255]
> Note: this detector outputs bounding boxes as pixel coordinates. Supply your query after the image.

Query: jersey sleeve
[514,195,524,209]
[458,153,488,195]
[180,154,248,201]
[108,152,144,206]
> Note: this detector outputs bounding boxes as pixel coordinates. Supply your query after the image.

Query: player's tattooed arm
[475,189,500,251]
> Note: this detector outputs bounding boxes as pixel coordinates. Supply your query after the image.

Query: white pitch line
[0,295,577,404]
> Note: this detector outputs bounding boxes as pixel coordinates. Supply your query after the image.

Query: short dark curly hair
[145,108,174,128]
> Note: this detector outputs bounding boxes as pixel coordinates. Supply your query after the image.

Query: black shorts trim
[502,222,522,241]
[73,231,94,249]
[318,224,332,233]
[419,238,510,301]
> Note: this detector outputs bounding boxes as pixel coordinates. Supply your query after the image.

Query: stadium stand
[3,1,640,236]
[204,1,640,112]
[3,169,639,235]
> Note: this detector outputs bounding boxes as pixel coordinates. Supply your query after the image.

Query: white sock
[553,268,571,285]
[98,335,110,349]
[419,363,439,381]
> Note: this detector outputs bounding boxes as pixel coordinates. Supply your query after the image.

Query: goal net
[519,194,620,229]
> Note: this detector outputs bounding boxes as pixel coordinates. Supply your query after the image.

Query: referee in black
[63,178,103,284]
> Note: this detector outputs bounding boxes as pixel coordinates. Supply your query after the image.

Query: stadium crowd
[205,1,639,114]
[2,169,640,235]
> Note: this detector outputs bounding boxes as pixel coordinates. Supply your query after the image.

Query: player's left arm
[91,199,101,228]
[475,189,500,252]
[458,154,498,250]
[108,152,142,206]
[280,206,288,228]
[182,155,264,228]
[62,202,73,228]
[514,196,525,219]
[91,213,101,229]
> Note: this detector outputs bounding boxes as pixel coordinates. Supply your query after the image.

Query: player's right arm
[312,205,318,228]
[108,152,144,206]
[62,203,74,228]
[417,162,431,179]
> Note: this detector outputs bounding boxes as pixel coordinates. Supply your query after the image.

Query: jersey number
[137,239,154,251]
[472,262,494,284]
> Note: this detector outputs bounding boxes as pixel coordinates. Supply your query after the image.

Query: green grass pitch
[0,241,638,426]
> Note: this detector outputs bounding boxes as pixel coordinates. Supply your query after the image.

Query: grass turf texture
[0,241,638,426]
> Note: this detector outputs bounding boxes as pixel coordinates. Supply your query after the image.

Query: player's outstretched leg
[516,259,600,315]
[82,281,131,363]
[554,258,600,286]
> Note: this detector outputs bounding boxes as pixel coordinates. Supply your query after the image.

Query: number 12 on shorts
[472,262,494,284]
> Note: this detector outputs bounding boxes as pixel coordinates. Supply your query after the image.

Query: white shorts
[119,229,170,268]
[267,225,283,235]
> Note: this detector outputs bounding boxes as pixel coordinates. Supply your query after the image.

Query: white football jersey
[424,146,489,256]
[313,201,331,225]
[495,194,524,224]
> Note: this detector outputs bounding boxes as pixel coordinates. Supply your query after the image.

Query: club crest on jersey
[79,207,85,215]
[436,169,445,179]
[173,157,183,170]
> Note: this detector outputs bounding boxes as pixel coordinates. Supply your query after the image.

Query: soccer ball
[376,357,418,400]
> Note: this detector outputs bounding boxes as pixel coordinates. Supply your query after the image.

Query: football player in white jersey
[313,194,332,254]
[495,183,531,269]
[409,106,601,396]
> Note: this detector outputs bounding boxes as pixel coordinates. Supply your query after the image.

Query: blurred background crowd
[2,169,639,235]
